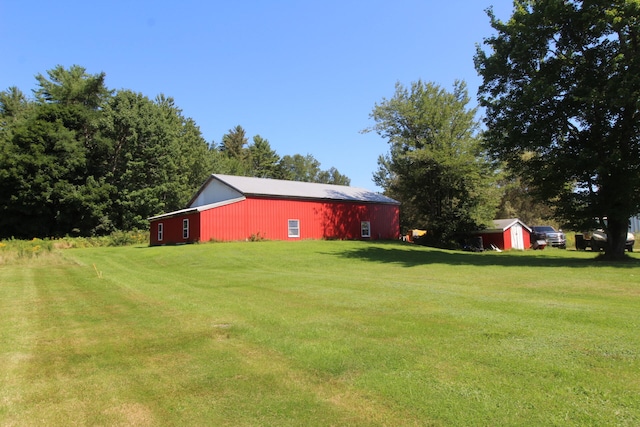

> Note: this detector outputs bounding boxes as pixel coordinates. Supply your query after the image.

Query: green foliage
[366,80,499,246]
[0,66,214,238]
[277,153,351,185]
[495,174,556,226]
[248,231,267,241]
[247,135,280,178]
[475,0,640,258]
[100,91,210,230]
[0,65,351,239]
[220,124,248,160]
[0,238,54,263]
[0,232,149,263]
[0,103,111,237]
[34,64,112,108]
[214,127,351,184]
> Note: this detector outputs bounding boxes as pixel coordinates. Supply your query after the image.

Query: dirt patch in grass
[103,402,156,426]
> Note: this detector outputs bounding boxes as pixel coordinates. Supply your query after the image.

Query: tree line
[0,65,349,239]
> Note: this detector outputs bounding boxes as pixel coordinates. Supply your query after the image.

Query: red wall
[150,211,200,246]
[150,197,399,245]
[478,231,507,250]
[478,228,532,250]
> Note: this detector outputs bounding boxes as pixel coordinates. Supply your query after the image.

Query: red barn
[149,174,400,245]
[476,218,532,251]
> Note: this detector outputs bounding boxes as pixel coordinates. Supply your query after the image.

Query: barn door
[511,225,524,250]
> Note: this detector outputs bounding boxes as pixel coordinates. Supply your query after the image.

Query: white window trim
[361,221,371,238]
[183,219,189,239]
[157,223,164,241]
[288,219,300,238]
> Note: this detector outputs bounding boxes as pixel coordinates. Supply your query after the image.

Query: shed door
[511,225,524,250]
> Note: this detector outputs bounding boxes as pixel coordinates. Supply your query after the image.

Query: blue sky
[1,1,513,190]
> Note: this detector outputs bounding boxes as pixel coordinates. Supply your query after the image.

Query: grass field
[1,240,639,426]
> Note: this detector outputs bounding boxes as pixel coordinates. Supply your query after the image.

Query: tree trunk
[604,217,629,260]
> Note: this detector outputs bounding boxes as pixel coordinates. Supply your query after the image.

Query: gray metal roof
[192,174,400,205]
[148,197,246,220]
[486,218,532,232]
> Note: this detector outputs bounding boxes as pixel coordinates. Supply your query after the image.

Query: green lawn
[1,240,639,426]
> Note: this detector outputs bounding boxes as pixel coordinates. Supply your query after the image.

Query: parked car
[530,225,566,249]
[576,230,635,252]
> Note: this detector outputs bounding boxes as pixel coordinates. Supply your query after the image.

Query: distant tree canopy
[0,65,350,239]
[215,125,350,185]
[365,80,500,247]
[475,0,640,258]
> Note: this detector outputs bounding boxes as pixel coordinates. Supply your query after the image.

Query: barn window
[157,223,164,241]
[361,221,371,238]
[288,219,300,238]
[183,219,189,239]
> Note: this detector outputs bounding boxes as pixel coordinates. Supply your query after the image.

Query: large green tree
[247,135,280,178]
[276,153,351,185]
[0,65,214,238]
[494,174,555,226]
[475,0,640,258]
[0,65,353,238]
[366,80,499,247]
[100,91,211,230]
[0,66,114,237]
[219,125,249,175]
[316,167,351,186]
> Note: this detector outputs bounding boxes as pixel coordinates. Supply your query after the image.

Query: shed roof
[188,174,400,206]
[481,218,532,233]
[148,197,246,221]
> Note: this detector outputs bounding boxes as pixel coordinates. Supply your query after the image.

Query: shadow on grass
[332,241,640,269]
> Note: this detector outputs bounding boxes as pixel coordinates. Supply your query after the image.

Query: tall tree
[33,65,114,187]
[0,105,111,237]
[0,66,114,238]
[475,0,640,259]
[219,125,249,175]
[34,64,112,108]
[277,154,321,182]
[220,125,248,159]
[365,80,499,247]
[247,135,280,178]
[494,174,555,226]
[276,153,351,184]
[100,91,210,230]
[316,167,351,186]
[0,87,31,121]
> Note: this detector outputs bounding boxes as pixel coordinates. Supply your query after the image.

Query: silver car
[530,226,566,249]
[590,230,635,252]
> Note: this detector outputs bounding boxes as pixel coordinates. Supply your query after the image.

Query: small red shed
[149,174,400,245]
[476,218,532,251]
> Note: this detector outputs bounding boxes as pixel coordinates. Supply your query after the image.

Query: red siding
[503,230,512,250]
[200,197,399,242]
[478,231,506,250]
[478,228,532,250]
[150,196,399,245]
[150,211,200,245]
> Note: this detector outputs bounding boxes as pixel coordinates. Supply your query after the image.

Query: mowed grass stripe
[2,245,413,426]
[0,267,40,422]
[1,240,639,426]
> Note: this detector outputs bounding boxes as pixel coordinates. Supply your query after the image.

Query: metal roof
[484,218,532,233]
[190,174,400,206]
[148,197,245,220]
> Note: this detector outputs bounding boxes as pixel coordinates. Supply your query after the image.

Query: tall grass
[1,240,639,426]
[0,238,55,264]
[0,231,149,264]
